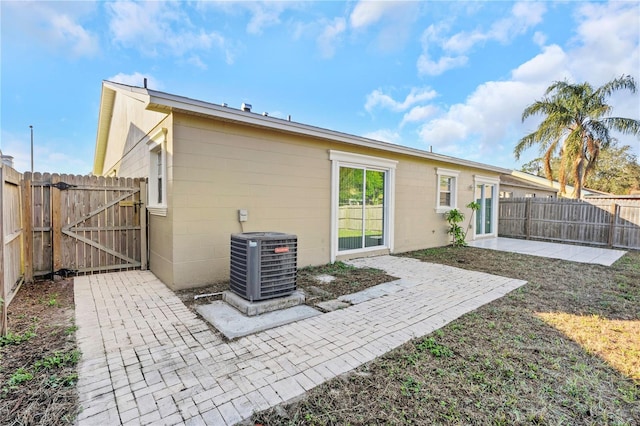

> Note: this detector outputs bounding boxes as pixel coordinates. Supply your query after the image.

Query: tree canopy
[514,75,640,198]
[521,142,640,195]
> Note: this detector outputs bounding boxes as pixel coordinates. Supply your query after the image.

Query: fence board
[24,172,144,276]
[499,197,640,250]
[1,164,24,335]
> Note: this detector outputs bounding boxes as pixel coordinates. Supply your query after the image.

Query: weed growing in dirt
[34,350,80,371]
[416,337,454,358]
[1,279,78,424]
[45,373,78,389]
[0,327,36,347]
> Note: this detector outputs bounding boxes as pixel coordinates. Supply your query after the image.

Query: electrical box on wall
[238,209,248,222]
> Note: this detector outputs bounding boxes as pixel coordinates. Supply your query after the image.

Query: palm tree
[514,75,640,198]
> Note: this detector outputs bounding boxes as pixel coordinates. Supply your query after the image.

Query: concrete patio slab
[468,237,626,266]
[196,301,321,340]
[74,256,526,426]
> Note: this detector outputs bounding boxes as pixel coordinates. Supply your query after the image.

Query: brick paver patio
[75,255,526,425]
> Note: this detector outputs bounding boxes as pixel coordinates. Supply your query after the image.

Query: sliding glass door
[475,182,497,236]
[338,167,385,251]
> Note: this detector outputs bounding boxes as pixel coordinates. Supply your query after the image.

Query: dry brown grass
[537,312,640,382]
[253,248,640,425]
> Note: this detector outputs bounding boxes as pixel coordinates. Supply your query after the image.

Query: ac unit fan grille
[229,232,297,302]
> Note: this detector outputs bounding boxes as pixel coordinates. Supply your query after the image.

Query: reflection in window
[439,176,453,207]
[338,167,385,251]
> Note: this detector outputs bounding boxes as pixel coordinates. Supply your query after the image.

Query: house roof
[94,80,511,176]
[510,170,608,197]
[499,174,559,193]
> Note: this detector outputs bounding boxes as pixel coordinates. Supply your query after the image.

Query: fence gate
[24,172,147,279]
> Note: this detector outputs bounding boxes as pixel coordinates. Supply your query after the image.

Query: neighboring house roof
[510,170,607,197]
[94,80,511,176]
[499,174,559,193]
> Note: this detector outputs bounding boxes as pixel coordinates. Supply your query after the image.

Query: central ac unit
[229,232,297,302]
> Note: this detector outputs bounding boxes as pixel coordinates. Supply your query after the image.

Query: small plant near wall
[444,201,480,247]
[444,208,465,247]
[464,201,481,241]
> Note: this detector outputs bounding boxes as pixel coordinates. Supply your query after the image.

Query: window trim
[435,168,460,213]
[329,150,397,263]
[147,128,168,217]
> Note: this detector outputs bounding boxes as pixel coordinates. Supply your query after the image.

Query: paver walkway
[75,255,526,425]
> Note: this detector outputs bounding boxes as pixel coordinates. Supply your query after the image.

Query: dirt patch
[0,279,78,425]
[253,248,640,425]
[176,261,398,310]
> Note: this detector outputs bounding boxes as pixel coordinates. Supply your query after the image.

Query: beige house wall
[98,88,502,290]
[162,113,500,290]
[100,91,168,177]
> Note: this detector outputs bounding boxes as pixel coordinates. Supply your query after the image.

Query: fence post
[21,176,33,283]
[524,197,532,240]
[608,202,618,248]
[140,180,147,270]
[51,174,63,274]
[1,165,6,336]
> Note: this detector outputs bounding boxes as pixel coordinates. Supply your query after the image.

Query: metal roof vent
[230,232,297,302]
[241,103,252,112]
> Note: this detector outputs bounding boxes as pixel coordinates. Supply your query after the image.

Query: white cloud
[570,1,640,86]
[419,2,547,76]
[106,1,235,64]
[108,72,162,90]
[187,55,208,70]
[317,17,346,58]
[444,2,546,52]
[2,1,98,57]
[415,1,640,167]
[401,105,439,127]
[350,1,402,29]
[244,2,288,34]
[417,23,468,76]
[365,87,437,112]
[511,45,569,83]
[349,1,420,52]
[417,53,468,76]
[50,13,98,56]
[1,130,92,175]
[532,31,547,47]
[362,129,402,144]
[417,50,565,160]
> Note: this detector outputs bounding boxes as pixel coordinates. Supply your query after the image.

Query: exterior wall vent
[229,232,297,302]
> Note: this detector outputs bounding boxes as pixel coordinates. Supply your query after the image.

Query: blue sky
[1,0,639,175]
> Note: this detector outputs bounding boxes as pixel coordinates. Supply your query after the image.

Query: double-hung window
[330,151,396,262]
[147,128,167,216]
[436,168,459,213]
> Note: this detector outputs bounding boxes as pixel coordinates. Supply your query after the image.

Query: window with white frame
[436,168,459,212]
[329,150,397,262]
[147,128,167,216]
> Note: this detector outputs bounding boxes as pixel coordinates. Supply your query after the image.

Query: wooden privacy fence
[1,164,24,335]
[499,197,640,250]
[339,205,384,233]
[24,172,147,280]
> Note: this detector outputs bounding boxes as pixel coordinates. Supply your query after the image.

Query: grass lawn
[253,247,640,425]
